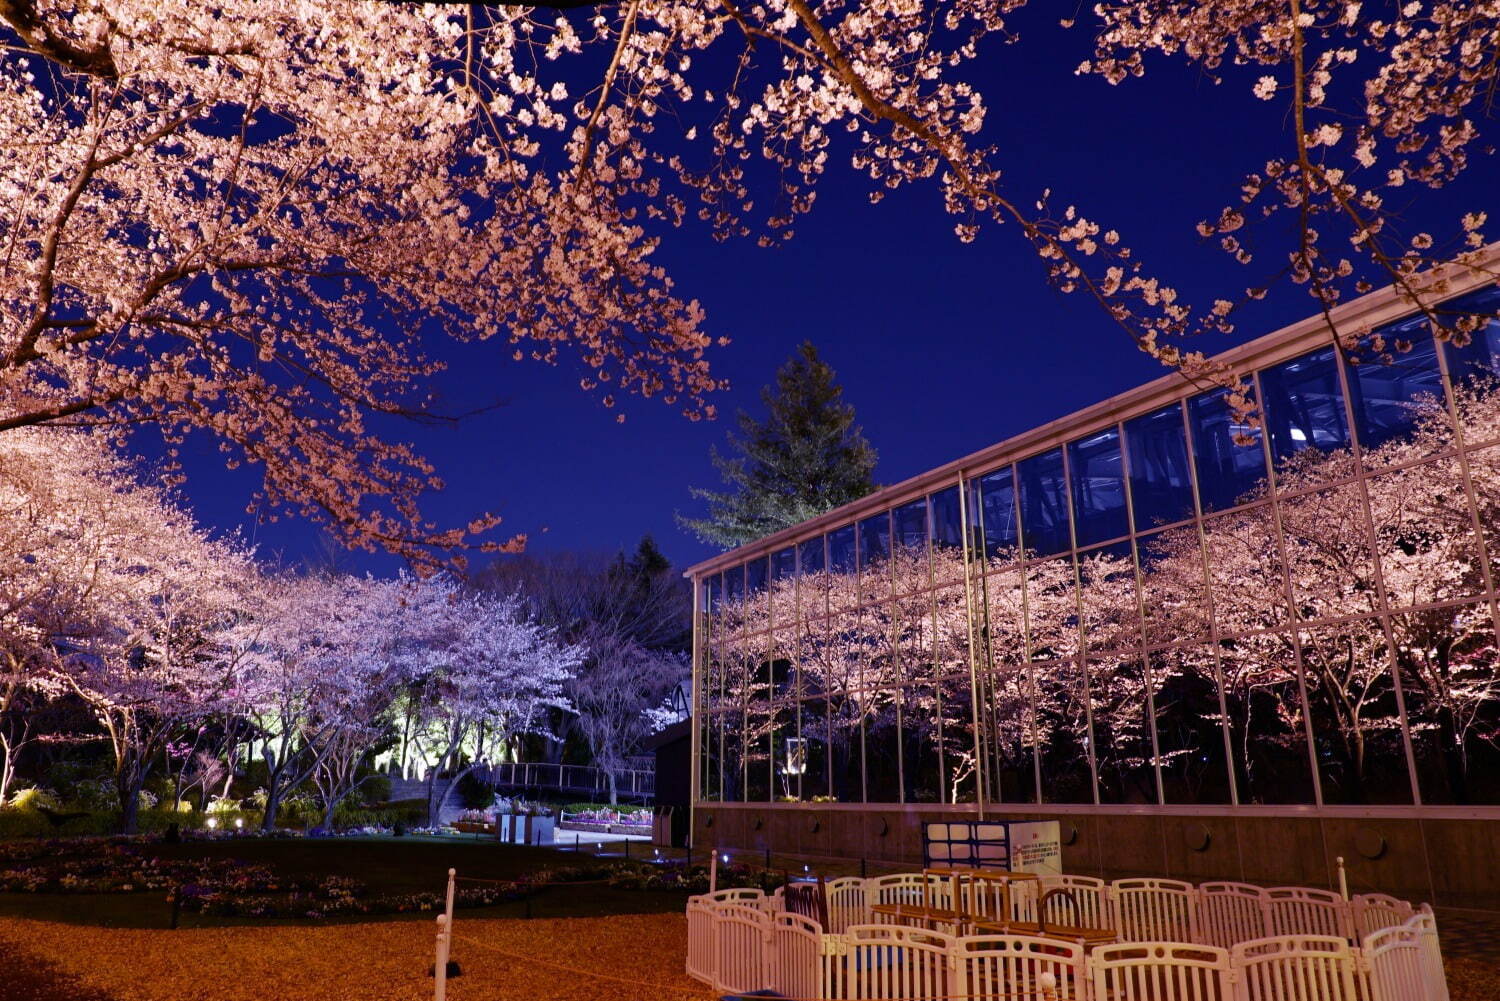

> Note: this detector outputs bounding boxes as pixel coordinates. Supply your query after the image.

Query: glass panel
[798,695,831,801]
[828,524,858,612]
[1035,657,1094,803]
[1220,635,1317,804]
[1126,402,1196,529]
[1068,429,1130,547]
[1344,316,1445,456]
[865,689,902,803]
[1300,618,1414,805]
[859,513,892,603]
[1077,543,1138,661]
[860,512,891,567]
[1204,504,1290,635]
[798,535,826,576]
[772,546,797,582]
[1439,284,1500,387]
[1137,526,1211,647]
[724,563,745,604]
[1024,556,1079,661]
[1466,443,1500,572]
[1018,448,1072,557]
[976,467,1021,556]
[983,652,1037,804]
[1154,647,1235,804]
[893,499,929,553]
[931,486,965,584]
[1279,482,1379,622]
[1397,601,1500,804]
[1189,387,1268,513]
[720,711,745,802]
[700,711,721,800]
[772,702,801,801]
[744,673,773,802]
[1090,655,1157,804]
[1370,459,1486,609]
[1261,348,1352,465]
[940,672,980,803]
[828,523,857,574]
[902,680,945,804]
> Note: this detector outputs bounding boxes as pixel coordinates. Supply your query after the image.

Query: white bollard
[433,914,449,1001]
[444,868,456,929]
[709,847,718,894]
[1336,856,1349,901]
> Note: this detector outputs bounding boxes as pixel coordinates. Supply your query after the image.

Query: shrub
[454,771,494,809]
[360,773,392,804]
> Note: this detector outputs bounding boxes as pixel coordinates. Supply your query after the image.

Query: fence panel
[1364,921,1428,1001]
[824,925,954,1000]
[1230,935,1362,1001]
[1266,887,1355,941]
[1352,892,1415,939]
[865,873,929,911]
[1111,878,1199,943]
[827,876,869,933]
[955,934,1086,1001]
[713,903,770,995]
[1413,907,1451,1001]
[1090,942,1233,1001]
[768,912,823,1000]
[1197,882,1270,949]
[685,896,715,982]
[1038,875,1110,931]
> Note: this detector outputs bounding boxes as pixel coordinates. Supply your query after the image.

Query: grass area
[0,835,689,929]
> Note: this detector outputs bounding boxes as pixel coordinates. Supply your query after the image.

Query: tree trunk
[116,767,145,835]
[262,782,284,831]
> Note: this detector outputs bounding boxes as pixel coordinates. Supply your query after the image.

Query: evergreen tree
[680,342,877,547]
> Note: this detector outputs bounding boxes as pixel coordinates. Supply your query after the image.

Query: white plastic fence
[1110,877,1199,943]
[684,875,1449,1001]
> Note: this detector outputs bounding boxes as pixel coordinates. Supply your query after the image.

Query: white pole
[444,868,456,928]
[1336,856,1349,901]
[433,914,449,1001]
[709,847,719,894]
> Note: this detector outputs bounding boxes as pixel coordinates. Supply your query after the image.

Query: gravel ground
[0,912,713,1001]
[0,912,1492,1001]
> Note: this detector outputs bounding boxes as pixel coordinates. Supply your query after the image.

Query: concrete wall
[692,803,1500,912]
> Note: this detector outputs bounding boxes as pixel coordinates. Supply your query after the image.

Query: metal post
[444,868,456,930]
[433,915,449,1001]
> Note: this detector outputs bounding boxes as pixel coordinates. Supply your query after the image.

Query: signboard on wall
[923,820,1062,876]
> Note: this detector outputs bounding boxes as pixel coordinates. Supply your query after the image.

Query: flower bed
[0,835,766,919]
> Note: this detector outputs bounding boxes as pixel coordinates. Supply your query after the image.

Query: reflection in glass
[1090,656,1157,805]
[1220,637,1316,804]
[799,535,826,576]
[1189,388,1267,512]
[1300,621,1413,805]
[976,467,1020,555]
[1371,462,1486,609]
[1068,429,1129,547]
[939,673,980,803]
[1036,656,1093,803]
[1153,647,1235,804]
[1205,504,1289,636]
[1440,285,1500,387]
[772,546,797,582]
[865,689,902,802]
[1396,602,1500,804]
[828,523,857,574]
[724,563,745,604]
[1137,527,1211,647]
[1126,403,1195,529]
[893,499,929,552]
[1261,348,1351,464]
[1279,482,1379,622]
[902,680,945,803]
[1345,317,1444,454]
[1019,448,1072,556]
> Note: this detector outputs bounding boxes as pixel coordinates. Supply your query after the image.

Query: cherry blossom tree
[398,579,579,824]
[4,1,1493,565]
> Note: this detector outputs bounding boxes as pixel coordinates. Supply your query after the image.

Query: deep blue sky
[166,10,1497,577]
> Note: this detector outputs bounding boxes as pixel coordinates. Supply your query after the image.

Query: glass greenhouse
[688,275,1500,825]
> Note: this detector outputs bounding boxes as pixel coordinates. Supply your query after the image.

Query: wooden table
[970,917,1118,949]
[869,902,971,933]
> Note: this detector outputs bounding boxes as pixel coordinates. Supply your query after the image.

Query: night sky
[163,10,1498,577]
